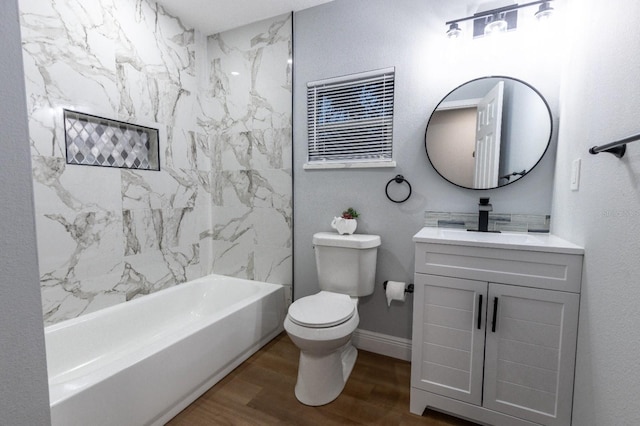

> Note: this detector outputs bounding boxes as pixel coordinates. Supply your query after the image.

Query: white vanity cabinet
[411,228,584,426]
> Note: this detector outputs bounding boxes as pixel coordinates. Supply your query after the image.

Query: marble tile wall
[202,15,293,304]
[19,0,292,325]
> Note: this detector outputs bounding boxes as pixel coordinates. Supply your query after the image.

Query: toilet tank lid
[313,232,381,249]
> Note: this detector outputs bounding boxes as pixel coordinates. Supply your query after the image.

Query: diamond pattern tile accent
[64,110,159,170]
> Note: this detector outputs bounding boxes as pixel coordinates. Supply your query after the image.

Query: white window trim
[303,160,397,170]
[305,67,396,169]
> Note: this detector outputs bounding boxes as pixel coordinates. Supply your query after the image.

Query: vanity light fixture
[446,22,462,39]
[484,13,509,36]
[535,1,554,21]
[445,0,554,39]
[446,22,463,38]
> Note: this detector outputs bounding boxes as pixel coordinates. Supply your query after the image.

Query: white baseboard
[352,329,412,361]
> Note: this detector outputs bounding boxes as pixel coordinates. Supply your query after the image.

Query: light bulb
[484,17,508,36]
[535,2,554,21]
[447,23,462,39]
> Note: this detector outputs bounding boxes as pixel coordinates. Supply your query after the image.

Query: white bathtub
[45,274,285,426]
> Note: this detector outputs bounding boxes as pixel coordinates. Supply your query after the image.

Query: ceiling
[155,0,334,35]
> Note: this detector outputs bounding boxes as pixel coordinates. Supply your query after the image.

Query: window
[305,67,396,169]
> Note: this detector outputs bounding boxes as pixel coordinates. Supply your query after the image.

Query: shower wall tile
[20,0,212,325]
[34,209,124,282]
[122,169,184,211]
[31,156,123,213]
[81,289,127,318]
[117,242,201,296]
[254,246,293,284]
[21,0,292,324]
[210,238,256,279]
[211,206,291,248]
[123,209,161,255]
[41,209,123,269]
[208,206,292,280]
[206,14,293,287]
[20,2,119,141]
[37,208,126,325]
[41,278,124,325]
[33,212,81,276]
[214,169,292,210]
[208,240,291,285]
[214,129,292,171]
[204,14,292,132]
[250,208,292,248]
[164,128,213,171]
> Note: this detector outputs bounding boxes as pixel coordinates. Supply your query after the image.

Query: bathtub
[45,274,285,426]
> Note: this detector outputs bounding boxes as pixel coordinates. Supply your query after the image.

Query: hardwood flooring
[167,333,477,425]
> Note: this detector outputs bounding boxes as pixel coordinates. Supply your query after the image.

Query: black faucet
[478,197,492,232]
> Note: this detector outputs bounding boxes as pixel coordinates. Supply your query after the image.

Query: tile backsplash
[424,211,551,233]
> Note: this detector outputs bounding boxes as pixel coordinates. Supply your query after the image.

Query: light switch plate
[570,158,581,191]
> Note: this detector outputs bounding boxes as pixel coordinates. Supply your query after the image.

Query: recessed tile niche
[64,109,160,170]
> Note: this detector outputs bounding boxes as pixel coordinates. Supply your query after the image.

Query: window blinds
[307,68,395,164]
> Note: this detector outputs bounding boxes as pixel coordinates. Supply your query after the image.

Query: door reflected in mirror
[425,76,552,189]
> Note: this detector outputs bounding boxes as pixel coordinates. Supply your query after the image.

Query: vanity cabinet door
[483,283,579,426]
[412,274,487,406]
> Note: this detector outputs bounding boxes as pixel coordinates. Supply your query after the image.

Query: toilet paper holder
[383,280,414,293]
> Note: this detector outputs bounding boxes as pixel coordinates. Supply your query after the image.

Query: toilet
[284,231,381,406]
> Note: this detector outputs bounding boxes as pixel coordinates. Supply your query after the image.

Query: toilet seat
[288,291,355,328]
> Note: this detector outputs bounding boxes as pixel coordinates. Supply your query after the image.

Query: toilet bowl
[284,291,359,406]
[285,232,380,406]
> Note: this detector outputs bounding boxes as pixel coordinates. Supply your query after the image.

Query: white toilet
[284,231,381,406]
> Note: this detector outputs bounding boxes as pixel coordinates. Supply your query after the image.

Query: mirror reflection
[425,76,552,189]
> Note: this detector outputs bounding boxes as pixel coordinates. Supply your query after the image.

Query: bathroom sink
[438,229,544,244]
[413,227,584,254]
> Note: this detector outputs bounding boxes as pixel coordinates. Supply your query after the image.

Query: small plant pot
[331,217,357,235]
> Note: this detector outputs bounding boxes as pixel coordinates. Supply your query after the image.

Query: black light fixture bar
[445,0,552,26]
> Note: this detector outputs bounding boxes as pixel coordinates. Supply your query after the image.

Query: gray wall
[293,0,563,339]
[552,0,640,424]
[0,0,51,423]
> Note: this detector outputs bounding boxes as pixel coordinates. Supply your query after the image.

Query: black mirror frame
[425,75,553,190]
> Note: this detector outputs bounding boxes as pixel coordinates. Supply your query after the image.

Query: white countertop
[413,227,584,255]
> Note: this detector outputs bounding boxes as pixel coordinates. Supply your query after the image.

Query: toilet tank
[313,232,381,297]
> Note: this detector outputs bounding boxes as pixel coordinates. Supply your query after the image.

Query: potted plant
[331,207,359,235]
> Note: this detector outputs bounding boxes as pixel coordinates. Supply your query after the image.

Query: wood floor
[167,333,477,425]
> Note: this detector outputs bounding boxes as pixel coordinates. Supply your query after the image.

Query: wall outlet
[570,158,581,191]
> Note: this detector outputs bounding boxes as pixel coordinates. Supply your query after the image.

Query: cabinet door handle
[491,297,499,332]
[477,294,483,330]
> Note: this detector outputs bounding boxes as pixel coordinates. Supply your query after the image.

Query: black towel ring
[385,175,412,203]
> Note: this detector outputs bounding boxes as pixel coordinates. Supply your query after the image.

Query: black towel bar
[589,132,640,158]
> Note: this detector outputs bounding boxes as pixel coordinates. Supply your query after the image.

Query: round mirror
[425,76,552,189]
